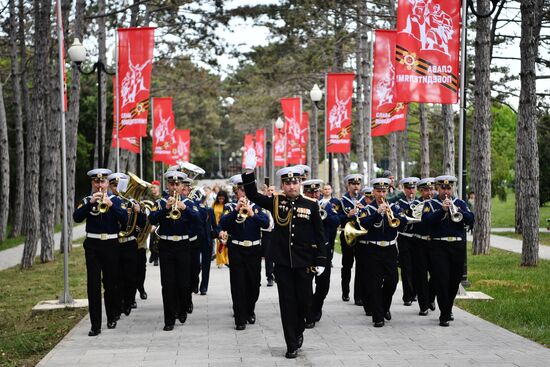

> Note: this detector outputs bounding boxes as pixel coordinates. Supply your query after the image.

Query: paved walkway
[0,224,86,271]
[37,251,550,367]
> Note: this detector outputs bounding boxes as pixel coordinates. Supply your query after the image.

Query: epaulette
[302,195,317,202]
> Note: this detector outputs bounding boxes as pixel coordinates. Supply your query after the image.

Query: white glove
[315,266,325,276]
[244,147,257,170]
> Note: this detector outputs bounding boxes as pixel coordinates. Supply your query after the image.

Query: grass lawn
[0,223,64,252]
[0,246,88,367]
[456,244,550,347]
[491,193,550,228]
[492,232,550,247]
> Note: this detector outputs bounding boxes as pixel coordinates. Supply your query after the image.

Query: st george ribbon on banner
[395,0,461,104]
[273,125,286,167]
[280,97,302,163]
[152,97,175,164]
[117,27,155,137]
[242,134,255,169]
[169,129,190,164]
[371,30,408,137]
[326,73,355,153]
[255,129,265,167]
[111,88,140,153]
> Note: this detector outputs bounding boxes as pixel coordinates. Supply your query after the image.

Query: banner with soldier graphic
[371,30,408,137]
[168,129,190,164]
[287,112,308,165]
[395,0,461,104]
[280,97,302,163]
[326,73,354,153]
[242,134,255,169]
[255,129,265,167]
[152,97,175,164]
[273,124,286,167]
[117,27,155,137]
[111,93,140,153]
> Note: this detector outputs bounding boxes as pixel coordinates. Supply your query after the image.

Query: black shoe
[131,301,137,309]
[107,321,117,329]
[404,300,412,306]
[235,324,246,330]
[88,329,101,336]
[449,313,454,321]
[154,260,159,266]
[163,324,174,331]
[419,309,429,316]
[193,287,199,294]
[285,349,298,359]
[200,291,207,295]
[267,278,274,287]
[139,290,148,300]
[304,321,315,329]
[114,314,120,322]
[123,307,131,316]
[439,320,450,327]
[313,311,322,322]
[429,302,436,311]
[297,334,303,348]
[247,314,256,324]
[365,309,373,316]
[342,295,350,302]
[354,299,363,306]
[178,312,187,324]
[187,302,194,314]
[384,311,392,321]
[374,321,385,328]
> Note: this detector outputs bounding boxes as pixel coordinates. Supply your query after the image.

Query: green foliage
[490,103,516,201]
[539,113,550,205]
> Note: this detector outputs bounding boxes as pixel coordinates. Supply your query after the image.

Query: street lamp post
[310,84,331,185]
[68,38,115,168]
[216,140,225,178]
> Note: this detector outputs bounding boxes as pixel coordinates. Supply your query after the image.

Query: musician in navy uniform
[395,177,420,306]
[193,187,217,295]
[356,178,408,327]
[410,178,437,316]
[359,186,374,206]
[338,174,364,305]
[219,175,270,330]
[422,175,474,326]
[303,179,340,327]
[321,183,341,266]
[148,171,201,331]
[73,169,128,336]
[241,150,326,359]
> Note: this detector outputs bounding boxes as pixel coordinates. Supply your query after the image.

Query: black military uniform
[242,167,326,359]
[422,175,474,326]
[148,171,201,331]
[73,168,128,336]
[356,178,408,327]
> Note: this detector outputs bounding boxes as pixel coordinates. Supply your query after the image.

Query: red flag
[152,97,175,164]
[168,129,190,164]
[111,132,140,154]
[395,0,461,104]
[280,97,302,162]
[273,125,286,167]
[371,30,408,137]
[117,27,155,137]
[242,134,255,169]
[255,129,265,167]
[300,112,309,164]
[326,73,354,153]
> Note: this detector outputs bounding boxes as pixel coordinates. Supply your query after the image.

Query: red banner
[242,134,255,168]
[111,132,140,154]
[152,97,175,164]
[273,125,286,167]
[395,0,461,104]
[117,27,155,137]
[280,97,302,162]
[371,30,408,137]
[326,73,354,153]
[255,129,265,167]
[300,112,309,164]
[169,129,190,164]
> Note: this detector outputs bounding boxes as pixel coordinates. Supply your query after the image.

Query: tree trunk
[355,1,366,178]
[442,104,455,176]
[61,0,86,253]
[362,35,372,181]
[470,0,492,255]
[22,0,51,269]
[0,83,9,243]
[388,132,398,176]
[518,0,543,266]
[8,0,25,238]
[419,103,430,177]
[97,0,107,167]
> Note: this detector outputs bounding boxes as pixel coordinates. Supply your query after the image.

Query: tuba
[119,172,151,237]
[135,199,155,247]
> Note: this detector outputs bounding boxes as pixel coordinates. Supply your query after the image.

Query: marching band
[73,158,474,358]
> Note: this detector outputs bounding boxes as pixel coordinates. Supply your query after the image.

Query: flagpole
[56,0,72,304]
[139,137,143,177]
[366,30,374,183]
[151,98,155,181]
[115,30,120,172]
[161,162,164,189]
[458,0,468,200]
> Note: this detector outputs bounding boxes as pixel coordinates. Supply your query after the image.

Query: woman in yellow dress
[212,190,230,268]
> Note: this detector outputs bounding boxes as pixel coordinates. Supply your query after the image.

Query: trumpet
[445,195,463,223]
[382,198,400,228]
[236,198,250,224]
[169,190,182,220]
[97,188,109,213]
[319,200,328,220]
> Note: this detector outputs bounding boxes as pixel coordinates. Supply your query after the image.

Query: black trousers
[357,243,398,323]
[274,265,314,351]
[135,247,147,295]
[158,239,190,326]
[410,237,435,312]
[397,235,415,302]
[199,239,213,293]
[186,240,201,308]
[429,240,465,321]
[117,240,138,311]
[262,232,274,281]
[228,244,262,326]
[340,232,361,302]
[83,238,119,331]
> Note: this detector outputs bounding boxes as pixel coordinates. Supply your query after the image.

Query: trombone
[169,190,182,220]
[445,195,463,223]
[382,198,400,228]
[97,188,109,213]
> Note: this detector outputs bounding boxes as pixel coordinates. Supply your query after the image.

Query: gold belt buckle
[243,240,252,247]
[174,236,182,241]
[100,233,108,240]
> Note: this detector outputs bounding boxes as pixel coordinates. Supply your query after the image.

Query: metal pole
[458,0,468,201]
[115,31,120,172]
[328,153,333,186]
[312,102,318,178]
[366,30,375,182]
[97,62,103,167]
[218,142,222,177]
[139,137,143,176]
[151,98,155,181]
[56,0,72,304]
